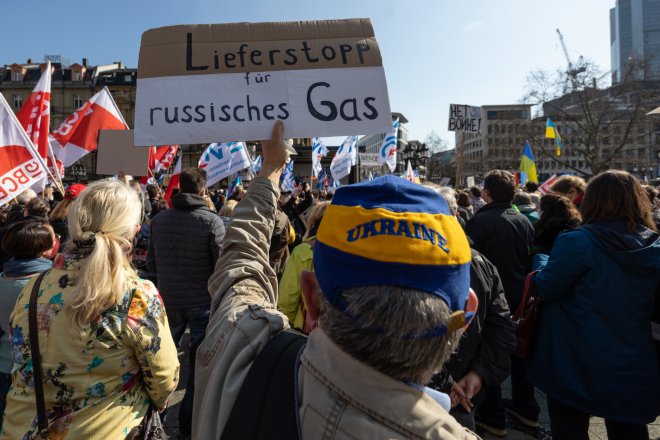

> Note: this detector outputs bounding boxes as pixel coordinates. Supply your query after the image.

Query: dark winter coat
[147,192,225,310]
[465,201,534,310]
[431,250,516,396]
[530,222,660,424]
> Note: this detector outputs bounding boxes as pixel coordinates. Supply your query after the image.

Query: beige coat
[193,177,479,440]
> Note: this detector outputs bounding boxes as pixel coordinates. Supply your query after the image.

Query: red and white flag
[151,145,179,173]
[164,155,182,207]
[50,86,128,167]
[539,174,558,194]
[15,62,62,189]
[0,93,49,208]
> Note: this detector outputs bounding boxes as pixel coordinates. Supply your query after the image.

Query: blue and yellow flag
[519,142,538,185]
[545,118,563,156]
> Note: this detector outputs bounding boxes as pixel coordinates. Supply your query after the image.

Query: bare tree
[424,131,449,153]
[521,58,660,176]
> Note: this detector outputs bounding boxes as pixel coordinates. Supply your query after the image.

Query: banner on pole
[448,104,482,133]
[134,19,392,146]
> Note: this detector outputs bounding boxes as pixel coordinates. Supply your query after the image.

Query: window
[73,71,81,81]
[12,71,21,81]
[12,94,22,110]
[124,74,132,82]
[73,94,83,109]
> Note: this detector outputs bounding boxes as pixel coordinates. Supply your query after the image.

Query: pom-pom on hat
[313,176,472,324]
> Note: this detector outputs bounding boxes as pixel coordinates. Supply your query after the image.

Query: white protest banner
[198,141,251,187]
[359,152,380,167]
[466,176,475,187]
[0,93,49,207]
[134,19,392,146]
[330,153,353,181]
[448,104,482,133]
[96,130,151,176]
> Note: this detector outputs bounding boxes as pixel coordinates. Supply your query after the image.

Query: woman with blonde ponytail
[2,181,179,439]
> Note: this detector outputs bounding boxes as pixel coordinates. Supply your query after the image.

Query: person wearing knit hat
[194,121,479,440]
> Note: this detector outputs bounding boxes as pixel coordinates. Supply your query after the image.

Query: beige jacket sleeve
[192,177,290,440]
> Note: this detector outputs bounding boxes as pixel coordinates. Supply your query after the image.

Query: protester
[24,197,51,221]
[523,181,541,208]
[532,194,582,269]
[468,186,486,213]
[513,192,539,224]
[218,199,238,227]
[147,168,225,437]
[269,206,291,281]
[49,183,86,243]
[5,189,36,225]
[278,201,329,331]
[457,191,474,217]
[145,183,162,214]
[428,185,516,431]
[530,170,660,440]
[0,220,56,428]
[549,175,586,208]
[281,183,314,246]
[2,180,179,439]
[642,185,660,230]
[465,170,537,436]
[194,121,479,439]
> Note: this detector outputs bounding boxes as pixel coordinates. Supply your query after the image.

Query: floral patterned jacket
[1,253,179,440]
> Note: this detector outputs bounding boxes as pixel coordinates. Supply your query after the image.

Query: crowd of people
[0,121,658,439]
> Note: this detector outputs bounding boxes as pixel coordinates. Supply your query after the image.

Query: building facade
[610,0,660,83]
[0,57,137,181]
[454,104,532,184]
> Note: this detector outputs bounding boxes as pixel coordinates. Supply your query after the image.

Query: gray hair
[422,183,458,215]
[16,189,37,204]
[319,286,462,384]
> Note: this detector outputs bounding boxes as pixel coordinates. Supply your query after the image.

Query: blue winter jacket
[530,222,660,424]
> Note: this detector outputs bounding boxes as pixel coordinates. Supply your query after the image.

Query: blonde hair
[303,201,329,240]
[219,200,238,217]
[66,180,142,330]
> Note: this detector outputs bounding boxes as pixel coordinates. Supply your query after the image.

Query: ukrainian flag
[545,117,563,156]
[519,142,538,185]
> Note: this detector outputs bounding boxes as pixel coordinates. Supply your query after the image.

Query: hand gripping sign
[134,19,392,147]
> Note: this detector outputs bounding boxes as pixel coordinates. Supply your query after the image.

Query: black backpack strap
[221,329,307,440]
[28,270,51,439]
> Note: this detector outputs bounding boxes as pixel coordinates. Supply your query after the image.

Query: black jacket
[147,192,225,310]
[431,250,516,396]
[465,201,533,310]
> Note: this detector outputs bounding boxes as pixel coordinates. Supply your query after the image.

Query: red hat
[64,183,87,200]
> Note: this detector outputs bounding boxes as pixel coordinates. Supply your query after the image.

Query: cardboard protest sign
[466,176,475,187]
[448,104,482,133]
[359,152,380,167]
[134,19,392,146]
[96,130,151,176]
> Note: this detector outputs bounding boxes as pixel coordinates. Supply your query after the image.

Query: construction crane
[556,28,586,90]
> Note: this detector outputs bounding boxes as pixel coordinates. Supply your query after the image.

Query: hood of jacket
[172,192,209,211]
[582,221,660,274]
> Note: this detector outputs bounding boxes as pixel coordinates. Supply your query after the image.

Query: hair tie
[73,232,96,255]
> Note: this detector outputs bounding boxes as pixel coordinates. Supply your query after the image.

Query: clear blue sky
[5,0,612,148]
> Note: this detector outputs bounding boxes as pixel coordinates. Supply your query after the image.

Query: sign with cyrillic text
[134,19,392,146]
[448,104,482,133]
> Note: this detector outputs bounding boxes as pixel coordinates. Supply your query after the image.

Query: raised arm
[207,121,290,311]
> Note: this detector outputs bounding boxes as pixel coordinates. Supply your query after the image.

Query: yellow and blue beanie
[314,176,471,315]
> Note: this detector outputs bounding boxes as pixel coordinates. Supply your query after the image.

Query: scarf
[2,257,53,277]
